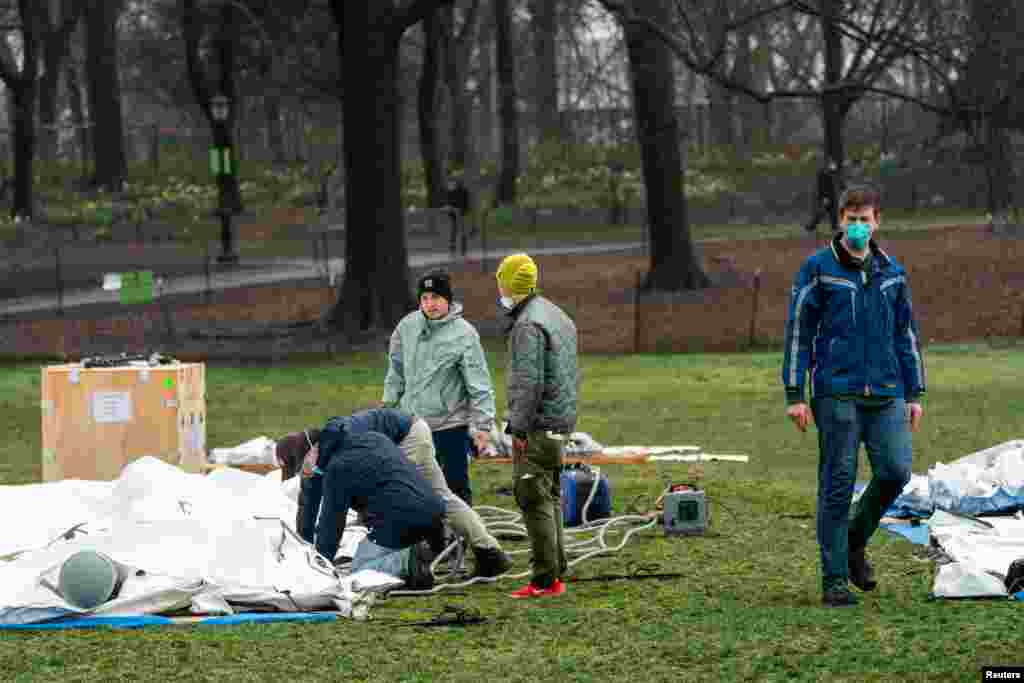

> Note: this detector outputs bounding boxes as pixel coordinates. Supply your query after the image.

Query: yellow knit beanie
[496,253,538,298]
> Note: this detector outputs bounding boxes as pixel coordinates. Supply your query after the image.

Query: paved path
[0,242,644,317]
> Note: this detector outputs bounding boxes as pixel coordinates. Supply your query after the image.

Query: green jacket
[504,294,579,435]
[383,302,496,433]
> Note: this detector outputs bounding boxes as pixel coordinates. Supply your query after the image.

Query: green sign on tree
[209,147,234,177]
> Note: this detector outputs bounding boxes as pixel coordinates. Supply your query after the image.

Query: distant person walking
[805,159,841,233]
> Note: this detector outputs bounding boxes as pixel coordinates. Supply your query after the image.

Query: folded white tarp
[0,457,400,625]
[208,436,278,466]
[929,510,1024,598]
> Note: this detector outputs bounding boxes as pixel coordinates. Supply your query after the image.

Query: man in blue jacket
[278,423,447,589]
[782,185,926,607]
[278,408,512,578]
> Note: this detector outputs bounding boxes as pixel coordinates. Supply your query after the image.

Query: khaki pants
[513,430,568,587]
[400,418,500,551]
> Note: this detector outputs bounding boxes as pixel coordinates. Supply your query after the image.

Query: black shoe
[849,548,877,592]
[405,541,436,590]
[473,546,513,578]
[822,586,859,607]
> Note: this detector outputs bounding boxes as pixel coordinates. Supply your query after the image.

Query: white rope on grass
[388,467,658,596]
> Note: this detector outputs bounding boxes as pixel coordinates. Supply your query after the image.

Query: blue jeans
[432,426,472,506]
[810,397,912,588]
[351,538,412,579]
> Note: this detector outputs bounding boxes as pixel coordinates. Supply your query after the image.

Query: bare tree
[622,0,709,290]
[325,0,455,335]
[531,0,559,144]
[38,0,84,162]
[418,10,446,208]
[86,0,128,190]
[182,0,243,211]
[0,0,43,219]
[443,0,482,172]
[495,0,519,204]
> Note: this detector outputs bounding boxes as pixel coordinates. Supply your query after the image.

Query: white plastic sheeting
[880,440,1024,517]
[0,458,400,625]
[929,510,1024,598]
[208,436,278,466]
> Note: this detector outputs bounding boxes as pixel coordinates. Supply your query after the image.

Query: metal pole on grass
[322,230,330,285]
[481,209,489,274]
[634,269,643,353]
[748,268,762,350]
[54,245,64,316]
[203,240,212,303]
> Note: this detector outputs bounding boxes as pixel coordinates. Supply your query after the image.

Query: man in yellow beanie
[496,253,579,598]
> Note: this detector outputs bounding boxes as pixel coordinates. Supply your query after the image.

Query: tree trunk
[531,0,559,145]
[85,0,126,191]
[496,0,519,204]
[624,0,708,291]
[66,61,89,170]
[326,1,416,334]
[821,0,846,175]
[38,34,66,162]
[11,83,37,220]
[443,4,473,172]
[983,120,1015,219]
[213,0,242,211]
[419,11,445,208]
[732,28,756,162]
[477,0,497,161]
[263,95,286,163]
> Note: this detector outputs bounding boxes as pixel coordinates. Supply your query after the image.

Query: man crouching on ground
[276,424,446,589]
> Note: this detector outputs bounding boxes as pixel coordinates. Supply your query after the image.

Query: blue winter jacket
[298,426,444,560]
[781,236,926,404]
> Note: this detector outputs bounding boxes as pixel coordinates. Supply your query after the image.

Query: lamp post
[210,93,238,264]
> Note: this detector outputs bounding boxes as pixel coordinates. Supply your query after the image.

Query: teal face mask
[846,222,871,251]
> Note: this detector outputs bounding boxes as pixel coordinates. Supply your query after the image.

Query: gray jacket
[504,294,579,435]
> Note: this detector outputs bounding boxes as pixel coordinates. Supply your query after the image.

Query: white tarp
[929,510,1024,598]
[208,436,278,466]
[878,440,1024,517]
[0,457,399,625]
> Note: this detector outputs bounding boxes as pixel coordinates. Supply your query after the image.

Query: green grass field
[1,343,1023,681]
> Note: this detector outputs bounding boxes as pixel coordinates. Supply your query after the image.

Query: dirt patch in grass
[5,223,1024,357]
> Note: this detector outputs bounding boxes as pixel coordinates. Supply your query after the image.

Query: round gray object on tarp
[58,550,120,610]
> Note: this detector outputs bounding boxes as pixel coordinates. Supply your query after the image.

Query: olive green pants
[513,430,568,588]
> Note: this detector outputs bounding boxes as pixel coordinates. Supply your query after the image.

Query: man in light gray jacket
[383,270,496,510]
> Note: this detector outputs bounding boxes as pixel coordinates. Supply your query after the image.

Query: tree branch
[181,0,212,117]
[393,0,455,34]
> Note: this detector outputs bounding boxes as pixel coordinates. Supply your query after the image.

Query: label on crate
[91,391,133,423]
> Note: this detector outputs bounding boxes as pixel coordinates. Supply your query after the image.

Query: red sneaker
[510,579,566,599]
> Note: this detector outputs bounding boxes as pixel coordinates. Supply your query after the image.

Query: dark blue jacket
[782,236,926,404]
[299,430,444,561]
[325,408,414,449]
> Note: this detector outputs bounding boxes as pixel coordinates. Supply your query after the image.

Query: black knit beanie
[417,270,454,303]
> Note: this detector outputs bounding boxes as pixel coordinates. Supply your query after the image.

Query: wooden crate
[40,362,206,481]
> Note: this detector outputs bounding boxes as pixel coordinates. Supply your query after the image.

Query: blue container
[560,465,612,526]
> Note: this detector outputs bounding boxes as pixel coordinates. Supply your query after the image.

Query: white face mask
[499,295,516,310]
